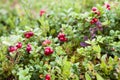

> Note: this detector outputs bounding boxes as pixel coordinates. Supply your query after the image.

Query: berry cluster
[105,3,110,10]
[44,47,54,56]
[90,18,98,24]
[24,31,34,39]
[8,42,22,52]
[8,31,34,53]
[92,7,100,16]
[57,32,67,42]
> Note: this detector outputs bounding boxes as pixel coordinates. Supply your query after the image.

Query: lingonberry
[105,3,110,10]
[16,42,22,49]
[93,18,98,22]
[57,33,67,42]
[44,47,54,56]
[8,46,17,52]
[92,7,97,12]
[90,20,95,24]
[45,74,50,80]
[40,10,46,16]
[26,44,32,53]
[24,31,34,39]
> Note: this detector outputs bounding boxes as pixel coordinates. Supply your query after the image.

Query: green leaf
[93,45,101,53]
[85,72,91,80]
[96,73,104,80]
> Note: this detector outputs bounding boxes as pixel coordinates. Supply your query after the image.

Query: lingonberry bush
[0,0,120,80]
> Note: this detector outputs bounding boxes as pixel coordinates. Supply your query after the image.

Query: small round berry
[40,10,46,16]
[57,32,67,42]
[45,40,51,44]
[16,42,22,49]
[107,7,110,10]
[105,3,110,8]
[24,31,34,39]
[8,46,17,52]
[26,44,32,53]
[93,18,98,22]
[44,47,54,56]
[57,33,65,38]
[28,31,34,36]
[45,74,50,80]
[90,20,95,24]
[92,7,97,11]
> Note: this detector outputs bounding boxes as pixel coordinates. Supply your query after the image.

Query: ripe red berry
[45,74,50,80]
[44,47,54,56]
[16,42,22,49]
[105,3,110,8]
[90,20,95,24]
[107,7,110,10]
[92,7,97,12]
[57,33,65,38]
[26,44,32,53]
[28,31,34,36]
[59,37,67,42]
[24,31,34,39]
[8,46,17,52]
[105,3,110,10]
[57,33,67,42]
[93,18,98,22]
[40,10,46,16]
[24,33,31,38]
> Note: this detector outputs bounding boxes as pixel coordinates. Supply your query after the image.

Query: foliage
[0,0,120,80]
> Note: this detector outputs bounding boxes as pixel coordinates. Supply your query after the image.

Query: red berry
[45,74,50,80]
[50,49,54,53]
[24,34,31,38]
[107,7,110,10]
[93,18,98,22]
[105,3,111,10]
[105,3,110,8]
[26,44,32,53]
[44,47,54,56]
[59,37,67,42]
[24,31,34,39]
[57,33,67,42]
[8,46,17,52]
[92,7,97,12]
[90,20,95,24]
[95,11,100,16]
[40,10,46,16]
[57,33,65,38]
[16,42,22,49]
[28,31,34,36]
